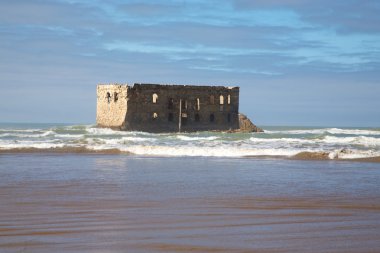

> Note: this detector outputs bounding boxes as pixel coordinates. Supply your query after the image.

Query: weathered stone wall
[96,84,128,129]
[124,84,240,132]
[96,83,241,132]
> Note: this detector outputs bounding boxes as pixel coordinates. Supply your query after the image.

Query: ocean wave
[0,131,52,138]
[265,128,380,136]
[85,127,158,136]
[54,134,85,138]
[1,124,380,160]
[0,128,43,133]
[0,142,66,150]
[249,135,380,147]
[249,137,315,144]
[328,149,380,159]
[322,136,380,146]
[112,145,300,157]
[176,135,219,141]
[1,142,380,160]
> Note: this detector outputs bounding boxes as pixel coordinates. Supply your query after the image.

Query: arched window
[114,92,118,102]
[152,93,158,103]
[209,113,215,122]
[227,94,231,104]
[210,95,215,105]
[196,98,200,111]
[152,112,158,119]
[219,95,224,105]
[106,92,111,104]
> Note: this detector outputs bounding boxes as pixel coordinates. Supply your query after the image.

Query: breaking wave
[1,124,380,160]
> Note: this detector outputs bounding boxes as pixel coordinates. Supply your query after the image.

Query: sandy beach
[1,154,380,252]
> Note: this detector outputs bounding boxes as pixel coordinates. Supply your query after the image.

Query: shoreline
[1,147,380,163]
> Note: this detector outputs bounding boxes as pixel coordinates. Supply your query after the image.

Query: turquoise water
[1,123,380,159]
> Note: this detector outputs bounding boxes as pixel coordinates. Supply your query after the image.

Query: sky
[1,0,380,127]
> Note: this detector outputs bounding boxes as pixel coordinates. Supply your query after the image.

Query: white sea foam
[0,131,53,138]
[119,145,298,157]
[326,128,380,135]
[121,136,155,142]
[85,127,126,135]
[1,124,380,159]
[176,135,219,141]
[248,135,380,147]
[249,137,315,144]
[0,142,66,150]
[265,128,380,136]
[328,149,380,159]
[322,136,380,146]
[0,128,42,133]
[55,134,85,138]
[85,127,158,137]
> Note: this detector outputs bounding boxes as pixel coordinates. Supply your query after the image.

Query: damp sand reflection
[1,154,380,252]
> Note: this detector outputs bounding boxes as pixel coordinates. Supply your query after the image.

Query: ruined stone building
[96,83,261,133]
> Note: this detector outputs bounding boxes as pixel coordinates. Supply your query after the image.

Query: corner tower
[96,84,129,129]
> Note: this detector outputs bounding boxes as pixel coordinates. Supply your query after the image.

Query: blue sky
[1,0,379,126]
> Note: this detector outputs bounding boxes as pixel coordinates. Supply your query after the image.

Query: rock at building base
[238,113,263,132]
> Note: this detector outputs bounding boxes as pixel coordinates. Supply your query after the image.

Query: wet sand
[1,154,380,252]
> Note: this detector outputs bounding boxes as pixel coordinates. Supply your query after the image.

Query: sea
[1,123,380,159]
[1,123,380,252]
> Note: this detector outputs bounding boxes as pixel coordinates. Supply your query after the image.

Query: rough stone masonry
[96,83,262,133]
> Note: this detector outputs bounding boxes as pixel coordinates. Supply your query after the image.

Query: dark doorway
[181,113,188,125]
[168,98,174,109]
[195,113,200,122]
[168,113,174,122]
[210,113,215,122]
[181,100,188,110]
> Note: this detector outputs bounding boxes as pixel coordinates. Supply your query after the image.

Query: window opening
[106,92,111,104]
[114,92,118,102]
[168,98,174,109]
[196,98,200,111]
[152,93,158,103]
[219,95,224,105]
[227,95,231,104]
[181,100,188,110]
[152,112,158,119]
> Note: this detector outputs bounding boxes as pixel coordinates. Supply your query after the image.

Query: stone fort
[96,83,261,133]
